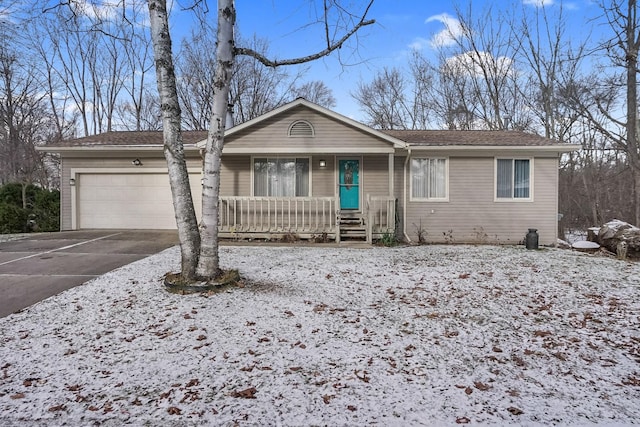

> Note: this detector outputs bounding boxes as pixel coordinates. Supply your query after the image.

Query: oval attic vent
[288,120,314,137]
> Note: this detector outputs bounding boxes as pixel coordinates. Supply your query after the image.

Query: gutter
[408,144,581,153]
[402,147,412,243]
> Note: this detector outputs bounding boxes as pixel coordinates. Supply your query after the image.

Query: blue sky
[177,0,600,121]
[173,0,600,120]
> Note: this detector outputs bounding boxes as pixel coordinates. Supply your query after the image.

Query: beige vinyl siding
[394,155,407,238]
[362,155,391,198]
[60,158,72,230]
[311,156,335,197]
[404,155,559,245]
[224,106,394,153]
[220,156,250,197]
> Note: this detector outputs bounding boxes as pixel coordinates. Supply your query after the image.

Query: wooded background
[2,1,639,234]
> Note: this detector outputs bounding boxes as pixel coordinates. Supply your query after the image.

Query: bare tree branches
[235,0,374,67]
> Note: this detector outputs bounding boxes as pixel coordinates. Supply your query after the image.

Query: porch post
[388,153,394,196]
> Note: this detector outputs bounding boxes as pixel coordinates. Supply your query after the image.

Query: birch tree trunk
[196,0,236,279]
[147,0,201,280]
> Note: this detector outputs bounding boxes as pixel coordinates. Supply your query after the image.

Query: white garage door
[77,173,202,229]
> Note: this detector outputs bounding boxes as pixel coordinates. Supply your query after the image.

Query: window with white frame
[496,158,531,199]
[253,158,310,197]
[411,158,447,200]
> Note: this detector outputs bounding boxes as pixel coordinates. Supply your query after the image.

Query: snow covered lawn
[1,244,639,426]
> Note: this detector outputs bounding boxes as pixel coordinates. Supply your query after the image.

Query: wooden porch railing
[366,195,396,243]
[219,196,338,238]
[218,195,396,242]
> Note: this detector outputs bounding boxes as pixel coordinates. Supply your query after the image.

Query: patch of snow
[1,245,639,426]
[0,233,39,243]
[604,219,640,231]
[571,240,601,250]
[564,229,587,244]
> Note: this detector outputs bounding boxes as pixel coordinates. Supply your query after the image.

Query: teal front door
[339,159,360,210]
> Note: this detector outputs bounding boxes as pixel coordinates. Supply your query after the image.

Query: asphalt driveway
[0,230,179,318]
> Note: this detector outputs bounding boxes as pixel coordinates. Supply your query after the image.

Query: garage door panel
[77,173,201,229]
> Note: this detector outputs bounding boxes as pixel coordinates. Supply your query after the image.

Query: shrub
[0,203,28,233]
[0,183,60,233]
[378,232,398,247]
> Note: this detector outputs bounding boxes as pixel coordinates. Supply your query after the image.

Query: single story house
[41,98,578,245]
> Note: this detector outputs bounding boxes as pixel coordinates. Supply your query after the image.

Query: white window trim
[409,156,449,202]
[494,157,534,202]
[250,156,313,197]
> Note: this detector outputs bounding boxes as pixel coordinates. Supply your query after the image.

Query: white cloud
[523,0,554,7]
[443,51,515,78]
[425,13,464,49]
[408,37,431,51]
[69,0,120,22]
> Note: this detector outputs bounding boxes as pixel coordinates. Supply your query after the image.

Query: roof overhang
[37,144,200,153]
[408,144,581,153]
[221,146,395,154]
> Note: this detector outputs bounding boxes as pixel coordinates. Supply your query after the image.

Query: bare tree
[147,0,375,281]
[114,2,157,131]
[352,67,411,129]
[512,2,586,141]
[229,36,305,124]
[176,27,218,130]
[441,5,530,130]
[0,41,55,190]
[291,80,336,108]
[565,0,640,225]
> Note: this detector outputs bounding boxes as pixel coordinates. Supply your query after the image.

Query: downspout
[403,147,412,243]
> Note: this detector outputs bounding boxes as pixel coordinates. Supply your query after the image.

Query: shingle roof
[381,130,558,146]
[45,131,208,147]
[44,129,564,149]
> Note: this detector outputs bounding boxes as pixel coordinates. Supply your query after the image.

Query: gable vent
[288,120,315,137]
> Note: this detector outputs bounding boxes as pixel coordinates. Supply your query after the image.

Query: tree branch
[235,1,374,67]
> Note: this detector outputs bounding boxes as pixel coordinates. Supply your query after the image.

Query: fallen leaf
[322,394,335,404]
[10,393,25,399]
[289,366,302,372]
[231,386,257,399]
[48,404,66,412]
[552,352,567,361]
[186,378,200,387]
[354,370,370,383]
[458,273,470,279]
[492,346,503,353]
[474,381,492,391]
[167,406,182,415]
[465,386,473,395]
[508,407,524,415]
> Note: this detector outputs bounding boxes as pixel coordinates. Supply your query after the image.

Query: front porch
[218,195,396,243]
